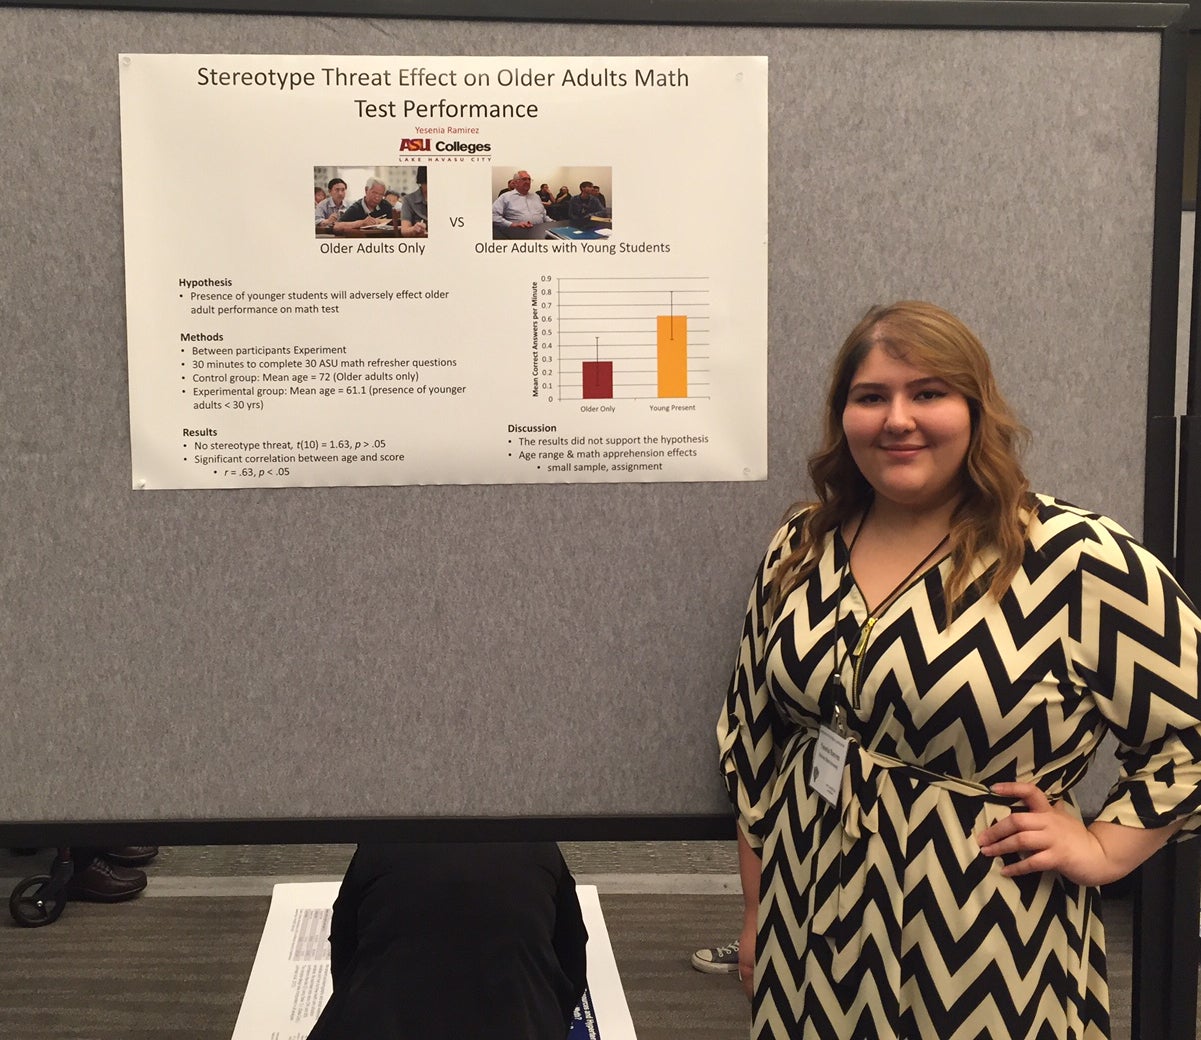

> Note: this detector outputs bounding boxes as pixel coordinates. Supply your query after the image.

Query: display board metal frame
[0,0,1185,830]
[2,3,1197,1036]
[4,0,1193,30]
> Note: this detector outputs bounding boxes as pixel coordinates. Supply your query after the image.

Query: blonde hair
[771,301,1033,621]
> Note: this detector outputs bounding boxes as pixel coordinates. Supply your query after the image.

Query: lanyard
[827,514,949,734]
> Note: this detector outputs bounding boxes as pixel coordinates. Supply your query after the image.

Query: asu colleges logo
[399,137,492,158]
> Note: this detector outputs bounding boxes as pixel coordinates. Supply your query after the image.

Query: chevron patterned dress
[719,495,1201,1040]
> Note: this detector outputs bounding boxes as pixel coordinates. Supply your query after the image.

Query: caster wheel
[9,875,66,927]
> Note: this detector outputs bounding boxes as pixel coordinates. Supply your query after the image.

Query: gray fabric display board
[0,2,1189,844]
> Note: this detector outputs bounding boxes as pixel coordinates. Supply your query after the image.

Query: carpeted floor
[0,842,1158,1040]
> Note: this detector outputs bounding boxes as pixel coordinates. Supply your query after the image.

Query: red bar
[582,360,613,399]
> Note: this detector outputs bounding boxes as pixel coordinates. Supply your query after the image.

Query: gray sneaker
[690,938,740,974]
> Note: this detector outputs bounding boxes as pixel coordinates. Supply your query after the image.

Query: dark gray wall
[0,6,1172,830]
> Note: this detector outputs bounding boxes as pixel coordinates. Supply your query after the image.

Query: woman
[719,301,1201,1039]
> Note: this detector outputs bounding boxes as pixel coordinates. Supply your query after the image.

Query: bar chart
[553,277,710,401]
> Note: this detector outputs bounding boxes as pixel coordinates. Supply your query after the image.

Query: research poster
[119,54,768,489]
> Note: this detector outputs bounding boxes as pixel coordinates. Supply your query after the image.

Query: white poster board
[119,54,768,489]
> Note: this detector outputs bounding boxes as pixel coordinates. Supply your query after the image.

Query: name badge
[810,724,850,807]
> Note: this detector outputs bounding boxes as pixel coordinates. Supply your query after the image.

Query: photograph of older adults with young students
[492,166,611,241]
[314,165,428,237]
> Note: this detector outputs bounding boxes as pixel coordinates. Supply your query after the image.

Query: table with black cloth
[305,842,587,1040]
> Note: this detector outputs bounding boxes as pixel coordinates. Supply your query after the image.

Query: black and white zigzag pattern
[719,495,1201,1040]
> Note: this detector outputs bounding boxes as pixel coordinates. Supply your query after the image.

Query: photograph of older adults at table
[719,300,1201,1040]
[492,167,612,239]
[313,166,428,237]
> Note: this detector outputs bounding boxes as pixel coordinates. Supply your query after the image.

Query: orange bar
[657,315,688,398]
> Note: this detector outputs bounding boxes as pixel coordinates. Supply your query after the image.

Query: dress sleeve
[717,518,799,850]
[1071,518,1201,833]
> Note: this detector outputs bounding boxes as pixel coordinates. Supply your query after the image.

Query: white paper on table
[231,882,340,1040]
[231,882,636,1039]
[573,884,638,1039]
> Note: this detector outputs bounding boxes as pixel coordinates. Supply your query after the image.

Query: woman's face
[841,343,972,514]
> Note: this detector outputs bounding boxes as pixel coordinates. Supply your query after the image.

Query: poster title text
[194,64,690,118]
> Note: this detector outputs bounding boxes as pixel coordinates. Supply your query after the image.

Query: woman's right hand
[738,916,756,1002]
